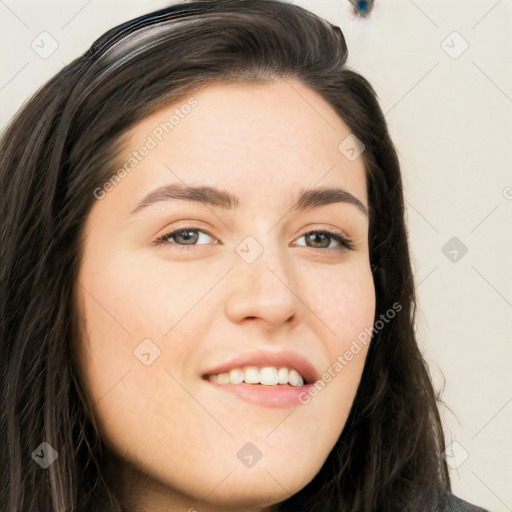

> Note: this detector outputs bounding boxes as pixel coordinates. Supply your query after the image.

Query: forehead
[119,79,368,211]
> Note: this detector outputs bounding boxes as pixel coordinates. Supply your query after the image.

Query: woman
[0,1,491,511]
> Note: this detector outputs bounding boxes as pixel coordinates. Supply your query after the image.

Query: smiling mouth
[203,365,307,387]
[203,371,314,409]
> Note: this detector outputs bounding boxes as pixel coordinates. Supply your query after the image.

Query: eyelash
[153,226,355,252]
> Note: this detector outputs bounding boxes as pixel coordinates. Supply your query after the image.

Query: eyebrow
[128,183,368,218]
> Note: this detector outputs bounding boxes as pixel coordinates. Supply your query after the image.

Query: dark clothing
[446,493,490,512]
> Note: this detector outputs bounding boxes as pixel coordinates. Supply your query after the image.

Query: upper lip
[202,350,319,385]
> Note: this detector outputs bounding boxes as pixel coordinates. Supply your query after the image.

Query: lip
[201,349,320,385]
[205,380,316,409]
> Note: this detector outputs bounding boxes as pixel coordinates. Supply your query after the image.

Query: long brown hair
[0,1,450,510]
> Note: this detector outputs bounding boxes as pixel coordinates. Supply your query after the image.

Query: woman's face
[75,79,375,512]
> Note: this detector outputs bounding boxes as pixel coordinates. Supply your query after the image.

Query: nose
[224,244,304,329]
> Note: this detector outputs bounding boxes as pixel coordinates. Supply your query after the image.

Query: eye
[295,230,355,252]
[153,226,355,252]
[154,227,216,249]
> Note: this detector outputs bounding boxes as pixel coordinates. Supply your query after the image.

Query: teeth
[208,366,305,387]
[244,366,260,384]
[288,369,303,387]
[216,372,230,385]
[229,368,244,384]
[277,367,289,384]
[259,367,278,385]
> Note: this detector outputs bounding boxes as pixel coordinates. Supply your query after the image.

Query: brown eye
[296,230,354,252]
[304,232,331,249]
[154,227,216,248]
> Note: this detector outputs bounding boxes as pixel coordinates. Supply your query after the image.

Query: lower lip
[205,380,314,408]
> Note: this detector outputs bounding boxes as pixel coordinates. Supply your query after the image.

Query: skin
[75,79,376,512]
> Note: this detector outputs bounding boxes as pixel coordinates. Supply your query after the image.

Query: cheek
[77,248,207,339]
[74,248,216,417]
[74,255,208,464]
[301,262,375,416]
[307,261,376,344]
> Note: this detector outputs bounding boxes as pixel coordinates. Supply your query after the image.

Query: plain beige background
[1,1,510,510]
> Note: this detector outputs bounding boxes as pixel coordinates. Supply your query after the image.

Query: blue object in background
[349,0,374,18]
